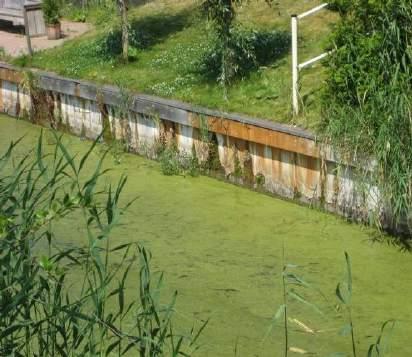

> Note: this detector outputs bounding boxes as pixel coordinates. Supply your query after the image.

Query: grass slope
[14,0,338,129]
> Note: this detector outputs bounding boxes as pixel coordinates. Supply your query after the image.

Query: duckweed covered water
[1,115,411,356]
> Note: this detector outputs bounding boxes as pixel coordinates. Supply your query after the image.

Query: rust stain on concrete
[0,67,23,83]
[295,153,321,199]
[74,83,81,98]
[205,116,321,159]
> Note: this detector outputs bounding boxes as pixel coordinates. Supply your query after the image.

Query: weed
[159,144,200,177]
[367,320,396,357]
[336,252,357,357]
[0,47,8,61]
[232,147,243,180]
[267,251,398,356]
[199,115,210,143]
[159,144,180,176]
[255,172,265,187]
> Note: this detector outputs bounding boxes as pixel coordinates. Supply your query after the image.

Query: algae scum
[1,115,411,356]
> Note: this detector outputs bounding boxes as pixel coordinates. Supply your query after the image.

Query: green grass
[13,0,338,130]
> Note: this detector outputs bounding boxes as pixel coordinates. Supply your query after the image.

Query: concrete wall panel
[0,63,390,228]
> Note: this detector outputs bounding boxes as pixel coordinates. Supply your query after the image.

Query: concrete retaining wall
[0,63,381,226]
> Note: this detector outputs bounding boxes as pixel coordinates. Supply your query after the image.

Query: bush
[197,27,290,83]
[322,0,412,234]
[327,0,351,14]
[42,0,61,25]
[95,27,152,60]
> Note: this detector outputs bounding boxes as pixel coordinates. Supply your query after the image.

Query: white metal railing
[291,3,330,116]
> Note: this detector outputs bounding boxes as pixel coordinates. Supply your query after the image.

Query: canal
[1,114,411,356]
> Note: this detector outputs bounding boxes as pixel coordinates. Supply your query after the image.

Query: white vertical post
[291,15,299,116]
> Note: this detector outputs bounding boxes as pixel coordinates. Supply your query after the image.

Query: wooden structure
[0,0,46,37]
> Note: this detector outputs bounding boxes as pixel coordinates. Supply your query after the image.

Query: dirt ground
[0,20,91,57]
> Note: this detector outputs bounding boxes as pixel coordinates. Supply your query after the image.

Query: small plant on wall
[43,0,62,40]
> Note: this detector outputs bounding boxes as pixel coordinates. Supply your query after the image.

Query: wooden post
[291,15,299,116]
[23,6,33,56]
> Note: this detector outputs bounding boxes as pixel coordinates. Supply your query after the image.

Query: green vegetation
[271,250,397,357]
[1,115,412,356]
[13,0,338,129]
[0,128,204,355]
[159,144,200,177]
[200,0,289,94]
[2,0,411,352]
[197,27,290,90]
[42,0,61,25]
[321,0,412,235]
[0,47,10,63]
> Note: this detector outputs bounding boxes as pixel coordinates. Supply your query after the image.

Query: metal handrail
[292,3,330,116]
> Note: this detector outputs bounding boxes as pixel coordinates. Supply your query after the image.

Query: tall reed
[0,131,205,356]
[322,1,412,235]
[265,250,397,356]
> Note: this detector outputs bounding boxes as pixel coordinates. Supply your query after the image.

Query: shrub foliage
[201,0,278,92]
[322,0,412,234]
[42,0,61,25]
[197,27,290,82]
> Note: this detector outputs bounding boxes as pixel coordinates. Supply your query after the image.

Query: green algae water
[1,114,411,356]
